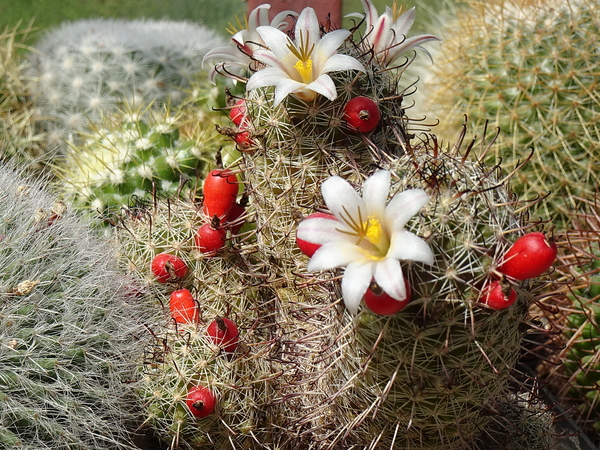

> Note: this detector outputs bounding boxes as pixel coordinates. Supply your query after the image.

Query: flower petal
[305,74,337,101]
[252,49,288,73]
[246,66,290,90]
[307,240,367,272]
[385,35,441,64]
[359,0,379,30]
[342,261,374,314]
[385,188,430,230]
[273,78,307,105]
[297,217,346,245]
[295,7,320,47]
[374,257,406,301]
[256,26,294,62]
[319,54,366,75]
[371,11,393,54]
[248,3,270,30]
[391,7,416,34]
[388,230,434,265]
[313,29,352,66]
[362,170,390,218]
[271,9,298,30]
[321,176,366,224]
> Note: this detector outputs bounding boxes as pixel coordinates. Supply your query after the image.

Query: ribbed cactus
[542,199,600,442]
[113,2,560,448]
[57,96,233,216]
[0,158,155,449]
[26,18,226,150]
[416,0,600,227]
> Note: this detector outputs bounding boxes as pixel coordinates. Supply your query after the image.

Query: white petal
[321,176,366,224]
[307,240,367,272]
[360,0,379,29]
[392,7,416,34]
[371,12,393,54]
[256,26,294,62]
[246,66,289,90]
[305,74,337,101]
[313,29,351,67]
[295,7,320,47]
[271,9,298,30]
[319,54,366,75]
[297,217,345,245]
[385,188,429,230]
[385,35,440,64]
[273,78,307,105]
[252,49,288,72]
[202,45,241,65]
[248,4,271,30]
[388,230,434,265]
[342,261,374,314]
[373,258,406,301]
[362,170,390,218]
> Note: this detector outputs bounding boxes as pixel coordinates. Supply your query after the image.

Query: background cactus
[108,3,563,449]
[416,0,600,227]
[0,157,157,449]
[26,18,226,152]
[56,91,234,217]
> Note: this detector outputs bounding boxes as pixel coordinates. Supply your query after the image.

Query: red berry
[233,130,254,150]
[498,232,557,280]
[229,99,248,127]
[169,289,199,324]
[479,280,517,310]
[186,385,217,418]
[206,317,239,353]
[296,212,337,257]
[195,221,226,254]
[151,253,188,283]
[203,169,239,219]
[343,96,381,133]
[363,280,411,315]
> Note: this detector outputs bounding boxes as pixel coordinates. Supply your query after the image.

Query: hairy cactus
[26,18,226,150]
[0,158,152,449]
[417,0,600,227]
[113,2,560,449]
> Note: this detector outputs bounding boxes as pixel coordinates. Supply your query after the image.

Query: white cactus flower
[297,170,434,314]
[202,3,297,83]
[348,0,440,67]
[246,7,366,106]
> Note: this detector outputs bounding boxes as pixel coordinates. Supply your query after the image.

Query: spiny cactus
[416,0,600,227]
[112,2,561,448]
[0,157,153,449]
[542,197,600,443]
[26,18,226,150]
[57,93,234,217]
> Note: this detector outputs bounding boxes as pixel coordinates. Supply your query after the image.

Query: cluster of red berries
[196,168,246,254]
[478,231,558,310]
[150,252,241,419]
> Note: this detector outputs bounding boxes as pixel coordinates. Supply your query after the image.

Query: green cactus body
[113,3,559,448]
[418,0,600,227]
[0,159,151,449]
[58,103,233,216]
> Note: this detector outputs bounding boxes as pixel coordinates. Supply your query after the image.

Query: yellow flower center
[294,59,313,83]
[365,217,383,245]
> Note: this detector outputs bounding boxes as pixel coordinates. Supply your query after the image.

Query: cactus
[113,2,561,448]
[26,18,226,151]
[541,198,600,443]
[0,157,153,449]
[415,0,600,228]
[56,93,234,217]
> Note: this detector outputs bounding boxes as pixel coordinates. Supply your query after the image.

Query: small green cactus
[57,98,233,216]
[418,0,600,227]
[0,158,152,449]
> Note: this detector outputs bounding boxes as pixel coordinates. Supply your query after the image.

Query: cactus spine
[0,158,152,449]
[112,2,559,448]
[417,0,600,227]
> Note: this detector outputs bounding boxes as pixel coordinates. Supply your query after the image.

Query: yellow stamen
[364,216,384,245]
[294,59,313,83]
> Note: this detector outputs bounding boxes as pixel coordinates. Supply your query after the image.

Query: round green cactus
[418,0,600,227]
